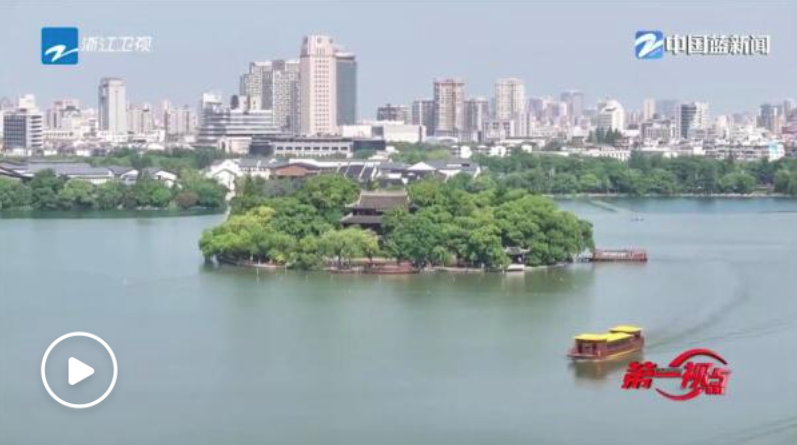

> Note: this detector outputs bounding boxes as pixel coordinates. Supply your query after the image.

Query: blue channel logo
[42,27,79,65]
[635,31,664,60]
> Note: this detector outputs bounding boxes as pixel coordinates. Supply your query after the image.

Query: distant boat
[568,325,645,361]
[591,249,648,262]
[504,263,526,273]
[631,215,644,222]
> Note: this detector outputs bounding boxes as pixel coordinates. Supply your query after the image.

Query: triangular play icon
[68,357,94,386]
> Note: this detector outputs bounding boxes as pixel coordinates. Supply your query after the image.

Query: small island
[199,173,594,272]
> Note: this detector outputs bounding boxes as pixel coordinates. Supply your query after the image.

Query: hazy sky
[2,1,797,116]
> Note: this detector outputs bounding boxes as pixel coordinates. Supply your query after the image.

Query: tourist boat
[568,325,645,361]
[591,249,648,262]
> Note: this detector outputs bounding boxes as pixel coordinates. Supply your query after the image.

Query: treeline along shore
[0,148,228,211]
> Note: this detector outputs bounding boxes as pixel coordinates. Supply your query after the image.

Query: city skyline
[2,2,797,115]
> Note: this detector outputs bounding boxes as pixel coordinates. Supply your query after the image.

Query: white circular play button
[41,332,118,409]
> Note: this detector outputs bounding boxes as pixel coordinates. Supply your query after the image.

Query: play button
[42,332,118,409]
[68,357,95,386]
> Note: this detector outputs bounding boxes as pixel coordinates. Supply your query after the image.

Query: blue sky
[1,1,796,116]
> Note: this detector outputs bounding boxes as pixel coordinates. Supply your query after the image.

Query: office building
[197,94,278,147]
[336,52,357,126]
[239,61,271,107]
[3,95,43,150]
[376,103,410,123]
[464,97,489,140]
[411,99,434,136]
[677,102,709,139]
[758,103,783,134]
[127,103,154,135]
[597,99,625,132]
[560,90,584,122]
[642,98,656,121]
[655,99,679,120]
[300,35,338,135]
[98,77,127,135]
[164,105,196,137]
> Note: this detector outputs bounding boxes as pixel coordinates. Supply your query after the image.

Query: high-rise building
[560,90,584,122]
[127,103,154,135]
[198,92,223,127]
[411,99,434,136]
[239,60,301,133]
[655,99,679,120]
[494,78,526,121]
[642,98,656,121]
[300,35,338,135]
[464,97,489,140]
[783,98,796,121]
[336,52,357,126]
[98,77,127,136]
[676,102,709,139]
[2,95,43,150]
[432,78,465,137]
[376,103,410,123]
[45,99,80,129]
[270,59,301,133]
[597,99,625,132]
[239,61,271,107]
[165,105,196,137]
[758,103,783,134]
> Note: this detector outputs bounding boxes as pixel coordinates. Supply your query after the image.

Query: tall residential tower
[494,78,526,121]
[432,78,465,137]
[98,77,127,136]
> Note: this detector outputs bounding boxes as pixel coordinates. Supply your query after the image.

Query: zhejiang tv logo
[634,31,664,59]
[41,27,79,65]
[41,27,154,65]
[635,30,771,59]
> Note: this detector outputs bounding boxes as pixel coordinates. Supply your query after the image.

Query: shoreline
[0,208,226,219]
[550,192,795,199]
[216,257,574,275]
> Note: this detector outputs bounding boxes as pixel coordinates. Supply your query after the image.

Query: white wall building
[597,99,626,132]
[300,35,338,135]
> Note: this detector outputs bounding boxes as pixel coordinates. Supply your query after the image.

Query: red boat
[568,325,645,361]
[591,249,648,262]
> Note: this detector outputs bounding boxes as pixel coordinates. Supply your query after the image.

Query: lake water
[1,198,796,445]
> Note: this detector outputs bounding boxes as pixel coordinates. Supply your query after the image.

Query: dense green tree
[29,170,65,210]
[719,172,756,194]
[384,211,445,268]
[178,171,227,209]
[94,181,128,210]
[0,178,32,209]
[129,178,173,208]
[289,235,324,270]
[320,227,379,268]
[297,174,359,223]
[57,180,96,209]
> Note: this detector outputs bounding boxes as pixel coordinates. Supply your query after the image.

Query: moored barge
[591,249,648,262]
[568,325,645,361]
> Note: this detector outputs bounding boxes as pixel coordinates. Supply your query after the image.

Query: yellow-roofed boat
[568,325,644,361]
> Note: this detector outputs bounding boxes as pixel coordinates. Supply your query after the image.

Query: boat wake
[645,280,750,353]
